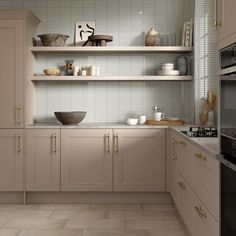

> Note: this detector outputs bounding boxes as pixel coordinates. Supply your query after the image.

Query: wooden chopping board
[146,119,185,126]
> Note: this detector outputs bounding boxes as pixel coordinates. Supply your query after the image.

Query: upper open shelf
[31,46,193,54]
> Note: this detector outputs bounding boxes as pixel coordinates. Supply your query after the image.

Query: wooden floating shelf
[32,75,193,81]
[31,46,193,54]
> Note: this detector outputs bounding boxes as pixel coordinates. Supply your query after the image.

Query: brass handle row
[214,0,222,31]
[52,133,57,153]
[17,134,22,153]
[195,152,207,161]
[195,206,207,218]
[178,181,186,190]
[105,134,110,153]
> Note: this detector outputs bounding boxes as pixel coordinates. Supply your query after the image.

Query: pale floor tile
[50,210,107,219]
[90,204,142,211]
[108,210,179,220]
[17,229,83,236]
[0,209,52,219]
[65,219,125,230]
[0,229,19,236]
[37,204,90,211]
[2,219,67,230]
[148,229,190,236]
[82,229,148,236]
[0,204,39,210]
[142,204,177,212]
[126,219,186,230]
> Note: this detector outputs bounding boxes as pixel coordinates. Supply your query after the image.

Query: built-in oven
[221,43,236,236]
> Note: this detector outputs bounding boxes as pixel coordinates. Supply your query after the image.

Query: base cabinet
[61,129,113,191]
[113,129,165,192]
[26,129,60,191]
[0,129,24,191]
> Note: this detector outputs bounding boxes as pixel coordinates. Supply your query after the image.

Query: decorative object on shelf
[145,27,158,46]
[54,111,86,125]
[180,18,193,46]
[65,60,74,75]
[146,119,185,126]
[75,21,95,46]
[157,63,180,76]
[199,90,216,126]
[73,66,79,76]
[43,68,60,76]
[38,34,69,46]
[168,33,177,46]
[88,35,113,46]
[159,33,168,46]
[177,56,188,75]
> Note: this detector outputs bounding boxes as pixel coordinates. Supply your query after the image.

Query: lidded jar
[145,27,158,46]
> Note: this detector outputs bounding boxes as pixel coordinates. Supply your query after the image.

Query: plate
[157,70,180,76]
[165,117,180,121]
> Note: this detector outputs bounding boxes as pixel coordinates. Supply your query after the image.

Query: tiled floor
[0,204,190,236]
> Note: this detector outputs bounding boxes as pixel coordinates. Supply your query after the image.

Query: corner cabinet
[113,129,165,192]
[26,129,60,191]
[31,46,193,82]
[0,129,24,191]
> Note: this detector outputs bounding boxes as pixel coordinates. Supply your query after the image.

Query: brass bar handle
[114,133,119,153]
[105,134,110,154]
[195,206,207,218]
[16,106,22,125]
[195,153,201,160]
[52,133,57,153]
[195,153,207,161]
[178,140,187,146]
[214,0,222,31]
[172,156,177,161]
[172,140,177,160]
[17,134,22,153]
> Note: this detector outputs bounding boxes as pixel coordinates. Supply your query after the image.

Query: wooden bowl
[38,34,69,46]
[44,68,60,76]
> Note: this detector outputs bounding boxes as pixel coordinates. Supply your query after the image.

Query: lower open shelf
[32,75,193,81]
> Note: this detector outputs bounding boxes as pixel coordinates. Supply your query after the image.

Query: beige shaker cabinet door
[113,129,165,192]
[0,129,24,191]
[61,129,112,191]
[0,20,24,128]
[26,129,60,191]
[218,0,236,49]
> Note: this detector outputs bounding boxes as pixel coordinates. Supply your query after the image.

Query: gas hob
[181,127,218,138]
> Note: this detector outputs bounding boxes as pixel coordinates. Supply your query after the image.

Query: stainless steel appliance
[181,126,218,137]
[220,43,236,236]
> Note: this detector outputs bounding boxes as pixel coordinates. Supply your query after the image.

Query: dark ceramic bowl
[38,34,70,46]
[54,111,86,125]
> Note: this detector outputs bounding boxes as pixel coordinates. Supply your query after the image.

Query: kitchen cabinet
[61,129,112,191]
[0,129,24,191]
[26,129,60,191]
[0,11,40,127]
[167,129,219,236]
[113,129,165,192]
[0,19,24,128]
[217,0,236,49]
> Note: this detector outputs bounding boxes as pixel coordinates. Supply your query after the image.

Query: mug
[138,115,147,125]
[154,112,164,121]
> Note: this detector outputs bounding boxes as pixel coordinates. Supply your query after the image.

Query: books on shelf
[181,18,193,47]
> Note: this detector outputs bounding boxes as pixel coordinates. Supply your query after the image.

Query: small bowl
[38,34,70,46]
[126,118,138,126]
[161,63,174,71]
[44,68,60,76]
[54,111,86,125]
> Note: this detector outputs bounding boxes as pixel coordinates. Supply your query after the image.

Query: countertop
[26,122,219,157]
[169,126,220,156]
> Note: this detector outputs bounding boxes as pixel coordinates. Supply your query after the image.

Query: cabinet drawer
[190,185,219,236]
[191,146,219,219]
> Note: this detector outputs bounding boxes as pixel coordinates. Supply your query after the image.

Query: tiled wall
[0,0,196,123]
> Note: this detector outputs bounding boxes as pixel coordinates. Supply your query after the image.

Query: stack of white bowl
[157,63,180,76]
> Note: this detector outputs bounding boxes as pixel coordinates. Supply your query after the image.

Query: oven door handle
[220,65,236,76]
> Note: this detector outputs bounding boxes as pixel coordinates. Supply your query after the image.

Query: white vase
[206,110,214,126]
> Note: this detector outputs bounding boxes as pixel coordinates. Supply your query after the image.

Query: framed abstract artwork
[75,21,95,46]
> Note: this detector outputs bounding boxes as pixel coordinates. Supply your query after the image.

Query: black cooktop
[181,126,218,137]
